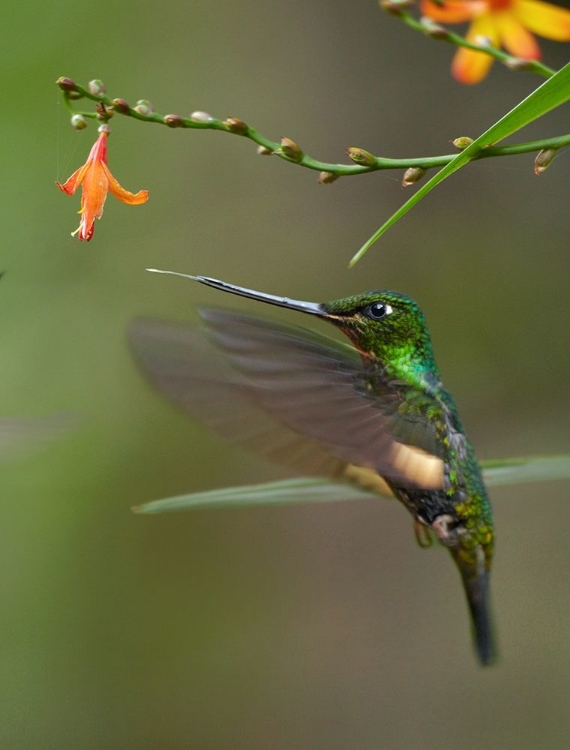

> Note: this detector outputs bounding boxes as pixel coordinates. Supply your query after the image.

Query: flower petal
[515,0,570,41]
[496,11,540,58]
[73,216,96,242]
[74,161,110,242]
[102,163,149,205]
[87,131,109,163]
[420,0,478,23]
[452,16,499,84]
[56,163,89,195]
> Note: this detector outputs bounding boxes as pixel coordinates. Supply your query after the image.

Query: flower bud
[95,102,113,120]
[278,137,303,162]
[223,117,248,134]
[56,77,78,92]
[134,99,153,116]
[317,171,339,185]
[256,146,273,156]
[380,0,414,15]
[71,114,88,131]
[190,110,213,123]
[451,136,474,150]
[504,57,532,72]
[402,167,426,187]
[347,147,376,167]
[164,114,184,128]
[534,148,557,176]
[474,35,493,48]
[112,98,130,114]
[419,16,449,40]
[88,79,106,96]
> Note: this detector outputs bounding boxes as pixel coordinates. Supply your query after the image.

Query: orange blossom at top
[421,0,570,83]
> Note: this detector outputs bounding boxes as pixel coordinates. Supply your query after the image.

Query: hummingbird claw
[431,514,456,545]
[414,519,433,548]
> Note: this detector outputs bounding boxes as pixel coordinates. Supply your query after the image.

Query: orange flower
[56,126,149,241]
[421,0,570,84]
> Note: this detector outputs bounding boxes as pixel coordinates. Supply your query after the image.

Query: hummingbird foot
[431,514,456,546]
[414,519,433,548]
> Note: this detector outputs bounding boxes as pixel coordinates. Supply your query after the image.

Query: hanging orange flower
[56,125,149,241]
[421,0,570,84]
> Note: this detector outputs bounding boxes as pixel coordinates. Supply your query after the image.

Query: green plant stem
[62,82,570,179]
[397,8,555,79]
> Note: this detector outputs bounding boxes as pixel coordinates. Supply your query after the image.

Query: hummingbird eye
[365,302,392,320]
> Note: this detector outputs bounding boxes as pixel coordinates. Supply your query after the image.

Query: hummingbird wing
[129,311,445,490]
[129,317,348,478]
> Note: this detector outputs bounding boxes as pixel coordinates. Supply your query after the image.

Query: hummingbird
[130,270,496,665]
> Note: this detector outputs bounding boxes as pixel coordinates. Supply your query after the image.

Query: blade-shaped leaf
[482,454,570,487]
[349,62,570,266]
[132,477,378,514]
[133,454,570,515]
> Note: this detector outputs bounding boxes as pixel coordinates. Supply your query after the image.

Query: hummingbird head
[321,291,434,364]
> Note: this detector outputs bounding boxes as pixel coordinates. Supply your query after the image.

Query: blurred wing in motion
[129,310,446,490]
[129,316,347,478]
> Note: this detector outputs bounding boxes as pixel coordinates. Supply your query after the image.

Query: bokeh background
[3,1,570,747]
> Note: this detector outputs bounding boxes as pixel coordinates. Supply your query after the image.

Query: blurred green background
[3,1,570,747]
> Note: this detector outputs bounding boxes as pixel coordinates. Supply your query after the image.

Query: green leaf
[132,477,377,514]
[482,454,570,487]
[349,62,570,266]
[133,455,570,515]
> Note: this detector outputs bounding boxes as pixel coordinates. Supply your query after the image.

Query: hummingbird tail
[455,549,496,666]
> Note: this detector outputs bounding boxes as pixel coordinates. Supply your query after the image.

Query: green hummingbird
[130,270,496,665]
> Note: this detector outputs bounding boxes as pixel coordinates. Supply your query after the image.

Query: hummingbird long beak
[147,269,325,316]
